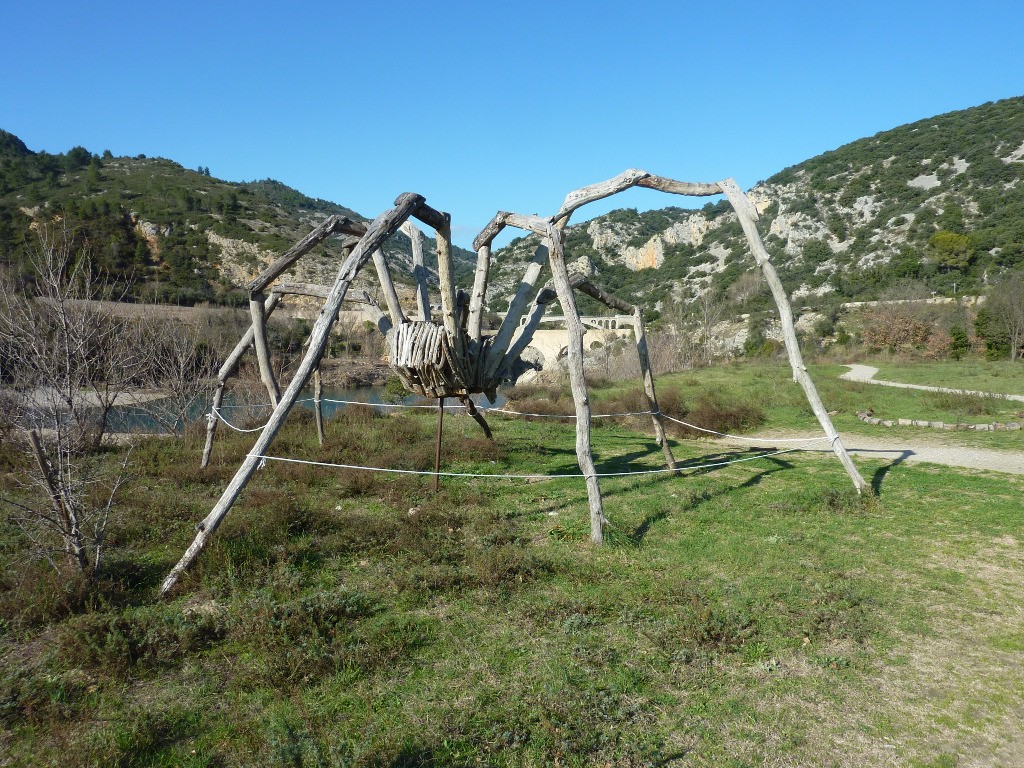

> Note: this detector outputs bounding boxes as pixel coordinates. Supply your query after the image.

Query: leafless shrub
[133,318,219,436]
[0,224,141,576]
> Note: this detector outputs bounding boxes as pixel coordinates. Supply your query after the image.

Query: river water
[108,385,507,434]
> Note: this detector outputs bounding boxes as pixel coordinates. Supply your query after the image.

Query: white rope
[249,444,811,480]
[212,408,266,433]
[659,413,833,443]
[216,398,316,410]
[481,406,656,419]
[320,397,457,410]
[211,394,833,444]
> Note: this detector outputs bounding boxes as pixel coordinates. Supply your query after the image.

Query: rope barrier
[319,398,660,420]
[250,444,811,480]
[212,408,266,433]
[659,413,833,443]
[208,395,836,445]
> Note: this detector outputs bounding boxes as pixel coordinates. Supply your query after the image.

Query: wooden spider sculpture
[161,169,866,596]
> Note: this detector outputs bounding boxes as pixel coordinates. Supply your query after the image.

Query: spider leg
[459,394,493,439]
[500,282,558,377]
[399,221,431,322]
[371,248,407,327]
[201,291,283,467]
[243,216,364,408]
[571,278,678,474]
[162,193,435,596]
[718,179,868,493]
[476,213,569,384]
[248,291,280,406]
[544,223,606,543]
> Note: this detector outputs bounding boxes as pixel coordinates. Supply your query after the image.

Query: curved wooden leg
[545,226,605,543]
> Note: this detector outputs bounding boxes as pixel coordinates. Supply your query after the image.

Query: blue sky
[2,1,1022,247]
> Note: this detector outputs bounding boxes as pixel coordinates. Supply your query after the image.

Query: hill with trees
[488,96,1024,326]
[0,132,473,306]
[3,95,1024,336]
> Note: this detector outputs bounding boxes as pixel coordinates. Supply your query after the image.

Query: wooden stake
[313,367,325,447]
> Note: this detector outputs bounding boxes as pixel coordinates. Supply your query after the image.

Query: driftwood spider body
[164,170,867,595]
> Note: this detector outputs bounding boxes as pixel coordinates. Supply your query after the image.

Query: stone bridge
[502,314,636,370]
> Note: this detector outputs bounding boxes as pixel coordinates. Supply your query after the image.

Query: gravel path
[839,364,1024,402]
[708,364,1024,476]
[711,432,1023,476]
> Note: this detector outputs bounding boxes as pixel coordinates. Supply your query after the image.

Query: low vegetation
[2,360,1023,766]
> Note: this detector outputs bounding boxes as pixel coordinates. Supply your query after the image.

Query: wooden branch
[544,223,605,543]
[271,282,332,299]
[635,176,722,197]
[555,169,723,221]
[467,244,491,342]
[216,292,282,381]
[718,179,868,493]
[574,278,634,314]
[362,291,393,336]
[201,292,282,467]
[161,192,425,597]
[502,213,550,237]
[472,211,511,251]
[555,168,652,220]
[400,220,431,321]
[412,200,449,231]
[459,396,493,440]
[482,211,574,382]
[201,384,224,468]
[371,249,407,326]
[248,215,366,294]
[564,277,678,473]
[432,215,460,354]
[502,279,558,369]
[631,307,677,472]
[249,293,280,406]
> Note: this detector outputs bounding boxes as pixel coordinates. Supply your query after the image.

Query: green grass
[580,360,1024,451]
[2,367,1024,766]
[873,359,1024,396]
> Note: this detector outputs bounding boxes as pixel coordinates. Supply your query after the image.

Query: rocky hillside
[488,96,1024,321]
[0,133,474,306]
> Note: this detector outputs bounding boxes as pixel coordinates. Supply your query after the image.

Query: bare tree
[692,290,726,366]
[984,271,1024,361]
[0,224,141,575]
[0,223,150,449]
[135,318,219,436]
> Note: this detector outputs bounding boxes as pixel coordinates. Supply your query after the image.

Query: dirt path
[711,432,1024,476]
[709,364,1024,476]
[840,364,1024,402]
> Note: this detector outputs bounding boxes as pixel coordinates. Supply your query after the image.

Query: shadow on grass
[608,449,797,545]
[870,449,913,495]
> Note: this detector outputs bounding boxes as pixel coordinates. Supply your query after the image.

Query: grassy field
[1,360,1023,766]
[579,360,1024,451]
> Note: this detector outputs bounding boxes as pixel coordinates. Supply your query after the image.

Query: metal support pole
[433,397,444,493]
